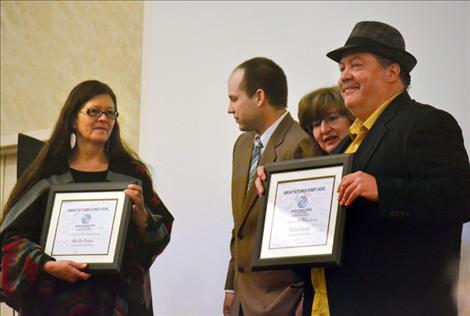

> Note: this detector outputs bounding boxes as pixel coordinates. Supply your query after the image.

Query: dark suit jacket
[225,113,316,316]
[326,92,470,315]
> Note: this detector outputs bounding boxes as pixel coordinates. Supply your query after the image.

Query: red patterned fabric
[0,166,173,315]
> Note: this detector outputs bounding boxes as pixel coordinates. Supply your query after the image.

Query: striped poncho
[1,166,173,315]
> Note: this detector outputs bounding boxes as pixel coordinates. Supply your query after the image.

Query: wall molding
[0,129,50,155]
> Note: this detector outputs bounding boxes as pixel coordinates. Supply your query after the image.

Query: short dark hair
[236,57,288,108]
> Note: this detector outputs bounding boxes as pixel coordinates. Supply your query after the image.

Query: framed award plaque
[40,182,133,273]
[252,154,352,270]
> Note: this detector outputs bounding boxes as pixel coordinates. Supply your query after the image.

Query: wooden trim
[0,129,50,155]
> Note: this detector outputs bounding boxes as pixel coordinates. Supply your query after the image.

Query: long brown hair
[2,80,149,222]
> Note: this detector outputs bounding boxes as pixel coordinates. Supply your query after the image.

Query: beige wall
[0,2,144,313]
[1,0,143,148]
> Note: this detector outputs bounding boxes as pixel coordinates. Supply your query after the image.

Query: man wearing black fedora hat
[315,20,470,315]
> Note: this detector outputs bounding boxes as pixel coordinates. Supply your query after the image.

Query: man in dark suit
[322,21,470,315]
[223,57,316,316]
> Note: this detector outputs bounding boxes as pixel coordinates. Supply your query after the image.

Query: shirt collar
[257,111,288,148]
[349,91,402,137]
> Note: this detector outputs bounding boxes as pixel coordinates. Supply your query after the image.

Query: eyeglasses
[308,113,342,132]
[80,108,119,119]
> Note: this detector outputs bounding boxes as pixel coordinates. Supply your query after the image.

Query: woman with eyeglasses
[0,80,173,315]
[298,86,354,155]
[255,86,354,315]
[297,86,354,314]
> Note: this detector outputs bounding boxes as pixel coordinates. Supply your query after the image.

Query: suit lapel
[238,133,255,197]
[232,132,255,230]
[353,92,406,171]
[333,137,352,154]
[238,114,294,230]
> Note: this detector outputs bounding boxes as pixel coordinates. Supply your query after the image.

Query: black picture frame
[40,182,133,273]
[252,154,352,271]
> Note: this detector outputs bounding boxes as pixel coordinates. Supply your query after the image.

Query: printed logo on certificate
[41,182,133,273]
[51,198,118,256]
[252,154,352,270]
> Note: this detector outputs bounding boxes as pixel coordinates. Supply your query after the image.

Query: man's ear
[387,63,401,83]
[255,89,265,107]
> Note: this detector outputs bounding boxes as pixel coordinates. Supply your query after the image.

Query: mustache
[340,81,360,91]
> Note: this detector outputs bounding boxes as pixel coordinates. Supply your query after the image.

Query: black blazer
[326,92,470,316]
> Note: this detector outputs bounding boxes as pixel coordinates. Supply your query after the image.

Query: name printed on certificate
[52,199,118,256]
[269,176,335,249]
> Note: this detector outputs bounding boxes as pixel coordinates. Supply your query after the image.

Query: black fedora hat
[327,21,417,73]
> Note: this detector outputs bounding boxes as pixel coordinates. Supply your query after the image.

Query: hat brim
[327,44,417,73]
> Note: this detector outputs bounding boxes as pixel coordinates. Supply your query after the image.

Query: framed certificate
[252,154,352,270]
[40,182,133,273]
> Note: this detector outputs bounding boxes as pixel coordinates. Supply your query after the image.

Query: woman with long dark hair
[1,80,173,315]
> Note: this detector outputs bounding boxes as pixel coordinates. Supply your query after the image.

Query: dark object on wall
[17,133,44,179]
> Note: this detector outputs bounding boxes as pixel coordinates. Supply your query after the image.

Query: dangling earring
[70,132,76,149]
